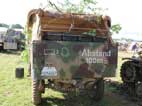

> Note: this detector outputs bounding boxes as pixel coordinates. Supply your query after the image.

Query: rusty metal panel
[32,38,117,80]
[27,9,110,36]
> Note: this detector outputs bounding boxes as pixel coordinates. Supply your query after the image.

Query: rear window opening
[42,32,107,42]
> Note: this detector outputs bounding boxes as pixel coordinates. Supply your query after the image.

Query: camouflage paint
[32,39,117,80]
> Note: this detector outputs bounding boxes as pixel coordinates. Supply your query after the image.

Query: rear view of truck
[27,9,118,105]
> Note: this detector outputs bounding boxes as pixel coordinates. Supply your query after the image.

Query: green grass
[0,52,32,106]
[0,51,133,106]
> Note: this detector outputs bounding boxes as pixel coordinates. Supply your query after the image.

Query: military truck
[0,34,17,50]
[27,9,118,105]
[0,29,25,51]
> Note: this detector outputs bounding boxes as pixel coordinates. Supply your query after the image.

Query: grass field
[0,51,134,106]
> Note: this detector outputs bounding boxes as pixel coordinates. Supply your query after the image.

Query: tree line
[0,23,23,29]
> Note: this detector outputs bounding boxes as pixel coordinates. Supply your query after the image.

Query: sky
[0,0,142,40]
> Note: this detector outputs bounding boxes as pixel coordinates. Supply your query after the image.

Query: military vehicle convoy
[27,9,118,105]
[121,51,142,97]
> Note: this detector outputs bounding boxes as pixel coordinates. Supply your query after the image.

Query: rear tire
[0,43,3,51]
[120,61,136,83]
[93,79,104,101]
[32,80,41,105]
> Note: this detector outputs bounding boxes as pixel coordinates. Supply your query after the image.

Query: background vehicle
[121,51,142,97]
[0,29,25,51]
[27,9,118,105]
